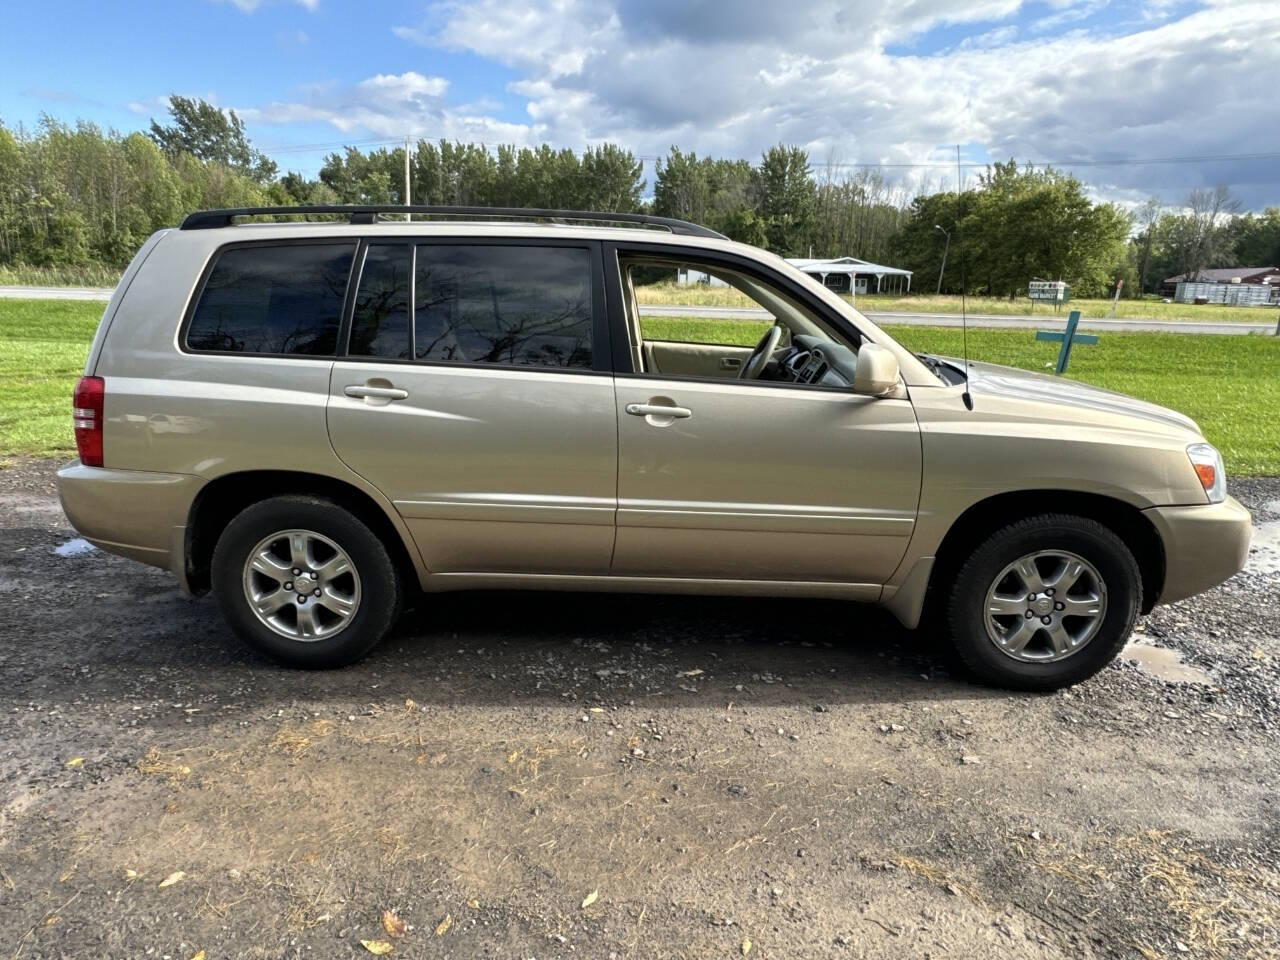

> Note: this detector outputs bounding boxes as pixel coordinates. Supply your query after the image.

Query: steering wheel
[739,321,784,380]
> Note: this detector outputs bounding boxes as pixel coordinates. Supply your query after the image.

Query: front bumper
[1143,495,1252,606]
[56,463,204,585]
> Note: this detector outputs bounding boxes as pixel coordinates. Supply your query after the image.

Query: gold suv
[57,205,1251,689]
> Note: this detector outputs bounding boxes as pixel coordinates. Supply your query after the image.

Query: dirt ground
[1,459,1278,960]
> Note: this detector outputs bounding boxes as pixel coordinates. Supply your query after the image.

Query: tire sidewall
[948,516,1141,690]
[212,497,401,668]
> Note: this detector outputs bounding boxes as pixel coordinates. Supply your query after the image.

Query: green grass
[0,262,122,287]
[640,315,1280,476]
[634,280,1279,325]
[2,299,1276,475]
[0,299,100,460]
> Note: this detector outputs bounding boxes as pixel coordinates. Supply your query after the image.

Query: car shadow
[1,524,1015,723]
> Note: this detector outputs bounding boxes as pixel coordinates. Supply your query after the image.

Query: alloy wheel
[983,550,1107,663]
[241,529,361,641]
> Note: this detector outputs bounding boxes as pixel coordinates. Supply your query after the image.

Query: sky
[2,0,1277,209]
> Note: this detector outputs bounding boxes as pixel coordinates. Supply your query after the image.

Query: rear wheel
[946,514,1141,691]
[211,495,402,667]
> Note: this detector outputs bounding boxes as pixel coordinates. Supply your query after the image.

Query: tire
[945,513,1141,691]
[211,495,403,668]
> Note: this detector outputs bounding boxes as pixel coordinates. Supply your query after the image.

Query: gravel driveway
[1,459,1278,959]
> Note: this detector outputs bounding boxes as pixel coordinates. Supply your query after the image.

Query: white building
[787,257,913,295]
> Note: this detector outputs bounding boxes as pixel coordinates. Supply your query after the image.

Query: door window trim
[338,236,613,377]
[603,240,875,394]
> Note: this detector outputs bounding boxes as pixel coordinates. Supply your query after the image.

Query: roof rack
[178,204,727,239]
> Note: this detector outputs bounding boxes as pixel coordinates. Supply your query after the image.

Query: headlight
[1186,443,1225,503]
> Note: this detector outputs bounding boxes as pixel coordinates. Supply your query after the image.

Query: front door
[612,378,921,588]
[327,239,617,575]
[610,248,921,589]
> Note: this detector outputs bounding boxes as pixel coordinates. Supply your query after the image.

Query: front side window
[187,243,354,355]
[415,245,592,369]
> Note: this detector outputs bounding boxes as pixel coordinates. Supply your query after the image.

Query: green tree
[149,96,278,183]
[1231,207,1280,266]
[753,145,816,256]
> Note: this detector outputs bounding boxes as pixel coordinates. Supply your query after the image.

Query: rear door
[327,239,618,575]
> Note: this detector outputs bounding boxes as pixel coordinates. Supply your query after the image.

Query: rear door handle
[344,384,409,400]
[626,403,692,419]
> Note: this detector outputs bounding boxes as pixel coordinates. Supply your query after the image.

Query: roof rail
[178,204,728,239]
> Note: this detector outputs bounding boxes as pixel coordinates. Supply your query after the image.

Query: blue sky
[2,0,1276,207]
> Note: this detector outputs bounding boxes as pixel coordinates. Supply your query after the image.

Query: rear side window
[414,245,592,369]
[186,243,355,355]
[349,244,411,359]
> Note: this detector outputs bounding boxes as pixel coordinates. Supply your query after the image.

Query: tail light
[72,376,105,467]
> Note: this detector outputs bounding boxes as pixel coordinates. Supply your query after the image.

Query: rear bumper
[56,463,203,586]
[1144,495,1252,606]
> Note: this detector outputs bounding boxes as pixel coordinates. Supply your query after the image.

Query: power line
[257,134,1280,172]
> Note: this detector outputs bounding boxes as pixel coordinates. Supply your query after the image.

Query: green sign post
[1035,310,1098,374]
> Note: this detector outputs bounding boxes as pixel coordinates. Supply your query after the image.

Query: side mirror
[854,343,900,397]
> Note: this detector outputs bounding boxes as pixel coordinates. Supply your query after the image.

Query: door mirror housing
[853,343,901,397]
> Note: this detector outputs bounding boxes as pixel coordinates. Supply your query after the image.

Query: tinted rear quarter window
[187,243,355,355]
[414,245,592,369]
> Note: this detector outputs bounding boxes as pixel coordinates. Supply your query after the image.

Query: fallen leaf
[588,707,605,713]
[404,698,416,711]
[191,951,206,960]
[467,898,480,909]
[435,913,453,937]
[581,889,599,909]
[360,940,394,955]
[506,750,520,764]
[65,757,84,768]
[157,871,185,889]
[43,915,60,927]
[742,937,753,954]
[381,910,406,937]
[678,669,704,678]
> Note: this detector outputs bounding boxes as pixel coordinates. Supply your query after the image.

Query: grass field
[0,262,124,288]
[1,299,1276,474]
[0,299,101,460]
[635,280,1280,325]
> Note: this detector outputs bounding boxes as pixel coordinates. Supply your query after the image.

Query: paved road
[3,285,1276,335]
[0,284,116,301]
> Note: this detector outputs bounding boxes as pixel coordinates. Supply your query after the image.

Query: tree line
[1,96,1277,298]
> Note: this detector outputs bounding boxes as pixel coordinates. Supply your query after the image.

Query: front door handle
[626,402,692,419]
[344,384,409,401]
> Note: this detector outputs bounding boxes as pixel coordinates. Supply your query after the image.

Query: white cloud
[214,0,317,12]
[238,0,1279,206]
[240,70,528,143]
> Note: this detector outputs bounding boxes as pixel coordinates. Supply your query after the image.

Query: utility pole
[934,224,950,295]
[403,135,411,220]
[956,144,962,193]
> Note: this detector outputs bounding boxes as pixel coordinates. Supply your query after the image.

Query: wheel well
[926,490,1165,617]
[185,471,419,595]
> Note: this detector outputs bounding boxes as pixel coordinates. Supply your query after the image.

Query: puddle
[1247,517,1280,575]
[1120,641,1213,686]
[54,538,97,558]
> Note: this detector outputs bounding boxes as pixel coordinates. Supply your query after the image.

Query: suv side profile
[58,205,1252,690]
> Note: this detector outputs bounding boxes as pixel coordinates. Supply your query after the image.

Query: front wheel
[211,495,403,668]
[946,514,1141,691]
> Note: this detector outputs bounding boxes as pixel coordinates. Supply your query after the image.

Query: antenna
[955,144,973,410]
[959,249,973,410]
